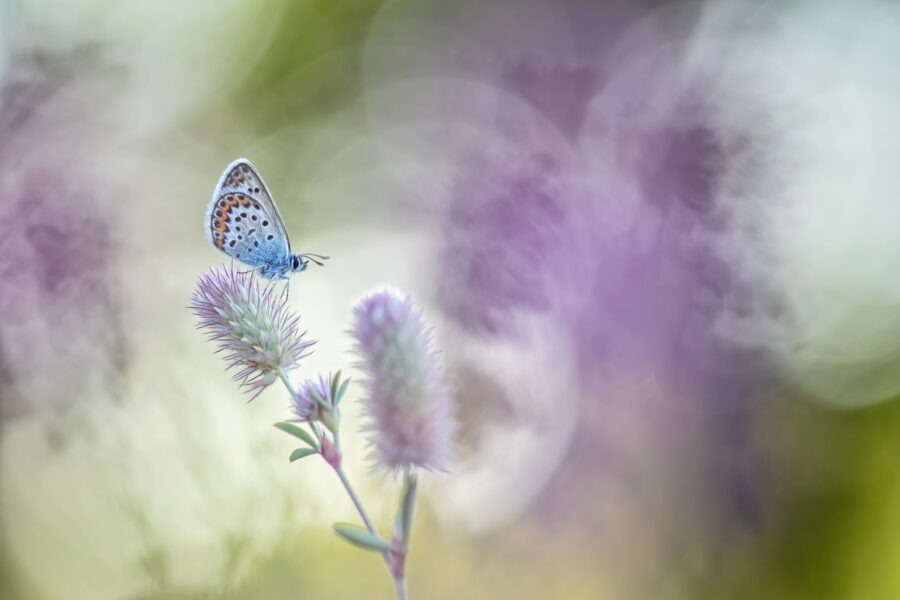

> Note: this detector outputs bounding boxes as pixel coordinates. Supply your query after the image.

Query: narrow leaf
[289,448,318,462]
[310,388,330,410]
[330,370,342,404]
[333,523,396,553]
[274,422,318,449]
[398,473,418,547]
[393,510,404,542]
[334,377,351,406]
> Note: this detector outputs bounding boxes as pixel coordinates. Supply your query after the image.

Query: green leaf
[332,523,396,553]
[289,448,318,462]
[397,473,418,547]
[393,511,402,539]
[320,409,339,435]
[330,370,342,404]
[334,377,351,406]
[274,422,318,449]
[310,388,330,410]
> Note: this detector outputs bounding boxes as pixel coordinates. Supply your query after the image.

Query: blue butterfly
[206,158,328,285]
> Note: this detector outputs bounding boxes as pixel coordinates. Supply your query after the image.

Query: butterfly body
[206,158,326,280]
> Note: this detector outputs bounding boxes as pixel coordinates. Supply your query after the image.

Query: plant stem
[276,369,408,599]
[334,426,343,456]
[278,369,374,531]
[393,470,418,599]
[400,470,418,549]
[395,577,408,600]
[334,463,408,598]
[333,465,378,535]
[276,369,297,396]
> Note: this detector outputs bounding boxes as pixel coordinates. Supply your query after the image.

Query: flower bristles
[190,265,315,399]
[351,291,453,472]
[292,372,334,421]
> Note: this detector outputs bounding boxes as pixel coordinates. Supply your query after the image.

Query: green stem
[277,368,407,599]
[276,369,297,396]
[333,463,405,598]
[394,470,418,599]
[334,465,378,535]
[395,577,408,600]
[334,425,343,456]
[400,470,418,549]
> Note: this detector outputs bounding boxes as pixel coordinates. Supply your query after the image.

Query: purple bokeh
[430,0,772,568]
[0,62,124,419]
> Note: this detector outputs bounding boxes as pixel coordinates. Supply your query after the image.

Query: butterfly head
[290,253,330,272]
[289,255,307,273]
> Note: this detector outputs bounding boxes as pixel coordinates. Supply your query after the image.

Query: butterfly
[206,158,328,289]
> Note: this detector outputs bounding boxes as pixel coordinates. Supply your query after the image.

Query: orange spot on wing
[217,197,240,223]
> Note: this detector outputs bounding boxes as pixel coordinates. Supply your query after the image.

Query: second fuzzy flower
[351,290,453,472]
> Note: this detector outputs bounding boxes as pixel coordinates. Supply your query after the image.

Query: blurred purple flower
[501,60,599,141]
[351,291,453,472]
[0,67,126,418]
[190,265,315,399]
[0,184,111,319]
[438,29,742,393]
[421,0,771,563]
[438,153,570,335]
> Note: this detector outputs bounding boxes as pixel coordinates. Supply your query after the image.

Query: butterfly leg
[234,262,254,276]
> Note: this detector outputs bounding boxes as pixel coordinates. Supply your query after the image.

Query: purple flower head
[190,265,315,399]
[291,372,335,421]
[351,291,453,472]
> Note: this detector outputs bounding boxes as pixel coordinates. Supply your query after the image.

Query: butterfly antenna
[300,253,330,267]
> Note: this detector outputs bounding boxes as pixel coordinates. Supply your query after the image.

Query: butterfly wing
[205,158,293,268]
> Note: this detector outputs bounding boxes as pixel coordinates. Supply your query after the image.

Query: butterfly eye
[291,256,300,270]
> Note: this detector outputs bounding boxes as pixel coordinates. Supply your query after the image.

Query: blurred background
[2,0,900,598]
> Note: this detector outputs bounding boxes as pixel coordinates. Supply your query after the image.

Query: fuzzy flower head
[190,265,315,398]
[351,290,453,472]
[291,371,348,431]
[291,373,333,420]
